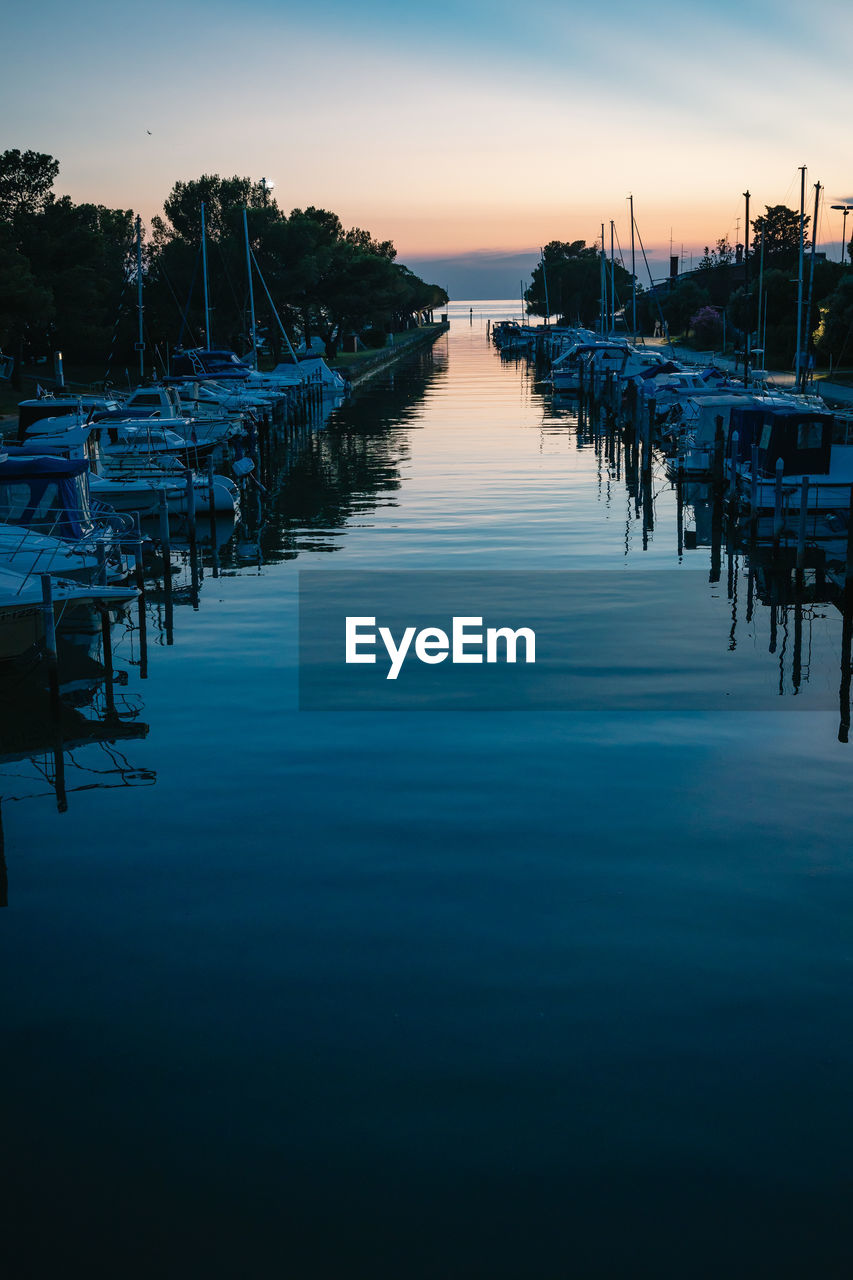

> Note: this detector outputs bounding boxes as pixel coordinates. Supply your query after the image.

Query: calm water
[2,303,852,1278]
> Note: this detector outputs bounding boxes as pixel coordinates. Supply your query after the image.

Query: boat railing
[1,504,140,597]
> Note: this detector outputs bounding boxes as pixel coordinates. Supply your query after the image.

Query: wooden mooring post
[101,608,116,718]
[158,489,174,646]
[207,456,219,576]
[712,416,725,489]
[40,573,59,706]
[0,800,7,909]
[772,458,785,547]
[185,468,197,541]
[158,488,171,563]
[796,477,810,569]
[710,490,723,584]
[840,484,853,742]
[96,540,107,587]
[642,399,654,481]
[132,512,147,679]
[728,431,739,502]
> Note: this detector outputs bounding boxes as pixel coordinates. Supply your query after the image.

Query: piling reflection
[0,344,447,859]
[523,347,853,737]
[0,621,152,894]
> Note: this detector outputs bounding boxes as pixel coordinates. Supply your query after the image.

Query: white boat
[0,564,135,661]
[0,523,119,581]
[10,422,239,517]
[89,469,239,517]
[734,406,853,512]
[0,452,134,580]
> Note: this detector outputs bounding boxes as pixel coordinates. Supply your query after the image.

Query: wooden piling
[185,467,197,536]
[0,800,7,908]
[773,458,785,546]
[158,489,173,646]
[138,587,148,680]
[839,485,853,741]
[133,536,144,592]
[643,402,653,479]
[796,476,810,569]
[713,416,724,488]
[101,608,115,718]
[845,484,853,595]
[40,573,59,705]
[158,488,171,561]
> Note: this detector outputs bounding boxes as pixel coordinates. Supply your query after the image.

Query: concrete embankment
[333,323,449,389]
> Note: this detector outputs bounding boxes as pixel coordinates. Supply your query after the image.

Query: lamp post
[260,177,275,208]
[831,204,853,264]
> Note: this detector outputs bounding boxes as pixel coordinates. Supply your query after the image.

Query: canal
[2,301,852,1278]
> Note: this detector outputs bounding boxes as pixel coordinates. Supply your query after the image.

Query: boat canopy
[639,361,682,379]
[0,453,92,539]
[18,395,122,440]
[733,406,834,474]
[171,348,252,380]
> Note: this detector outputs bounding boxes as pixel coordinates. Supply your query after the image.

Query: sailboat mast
[743,190,750,388]
[802,181,821,392]
[540,248,550,323]
[136,214,144,381]
[625,192,630,337]
[794,165,806,392]
[757,234,765,370]
[600,223,606,336]
[201,201,211,349]
[610,220,615,335]
[243,207,258,370]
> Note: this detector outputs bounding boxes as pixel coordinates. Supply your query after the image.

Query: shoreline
[331,322,449,388]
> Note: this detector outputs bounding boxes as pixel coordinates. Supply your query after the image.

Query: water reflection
[0,343,449,860]
[512,332,852,731]
[3,316,852,872]
[0,621,153,896]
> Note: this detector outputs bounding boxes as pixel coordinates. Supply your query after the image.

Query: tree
[691,306,724,347]
[344,226,396,260]
[816,274,853,366]
[0,148,59,223]
[23,197,136,362]
[697,236,734,272]
[525,240,632,328]
[146,178,446,361]
[0,226,54,386]
[662,279,709,335]
[751,205,808,264]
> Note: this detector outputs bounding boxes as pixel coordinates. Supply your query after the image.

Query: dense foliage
[524,240,633,328]
[0,150,448,384]
[641,204,851,368]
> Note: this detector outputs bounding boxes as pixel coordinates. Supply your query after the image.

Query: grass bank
[329,323,449,386]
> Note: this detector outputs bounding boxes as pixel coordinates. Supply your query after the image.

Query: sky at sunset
[3,0,851,293]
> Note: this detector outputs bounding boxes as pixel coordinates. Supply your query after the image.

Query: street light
[260,177,275,208]
[831,204,853,264]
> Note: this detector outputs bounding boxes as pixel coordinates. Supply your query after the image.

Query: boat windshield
[0,474,93,539]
